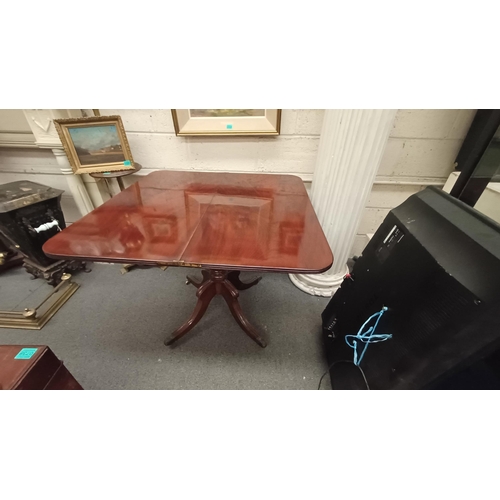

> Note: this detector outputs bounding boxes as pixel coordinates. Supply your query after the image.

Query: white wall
[351,109,477,255]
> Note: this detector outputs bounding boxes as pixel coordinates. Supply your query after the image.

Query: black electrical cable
[317,360,370,390]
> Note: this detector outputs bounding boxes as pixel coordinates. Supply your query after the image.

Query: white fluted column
[22,110,96,217]
[290,109,397,297]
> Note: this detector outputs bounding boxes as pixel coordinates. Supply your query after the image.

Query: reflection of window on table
[143,215,179,244]
[184,191,273,260]
[279,220,305,255]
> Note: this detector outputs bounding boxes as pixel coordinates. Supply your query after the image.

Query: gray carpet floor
[0,264,331,389]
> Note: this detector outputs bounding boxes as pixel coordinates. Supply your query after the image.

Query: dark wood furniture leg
[218,280,267,347]
[165,279,217,346]
[166,269,266,348]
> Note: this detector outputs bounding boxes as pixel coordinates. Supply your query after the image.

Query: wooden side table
[90,162,142,196]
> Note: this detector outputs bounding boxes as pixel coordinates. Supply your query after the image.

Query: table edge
[42,252,333,275]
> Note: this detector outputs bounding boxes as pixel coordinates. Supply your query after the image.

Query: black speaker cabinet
[322,186,500,390]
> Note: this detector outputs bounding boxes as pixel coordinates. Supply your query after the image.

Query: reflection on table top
[43,171,333,273]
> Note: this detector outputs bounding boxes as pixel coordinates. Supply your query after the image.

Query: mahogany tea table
[43,171,333,348]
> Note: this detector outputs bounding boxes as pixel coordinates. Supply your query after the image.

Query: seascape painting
[68,124,125,166]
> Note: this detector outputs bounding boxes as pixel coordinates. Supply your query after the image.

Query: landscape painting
[54,115,134,175]
[68,125,125,165]
[172,109,281,136]
[190,109,265,118]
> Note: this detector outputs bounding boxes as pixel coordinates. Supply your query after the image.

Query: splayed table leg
[165,269,266,348]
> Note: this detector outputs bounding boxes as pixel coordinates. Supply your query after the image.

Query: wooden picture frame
[172,109,281,136]
[53,115,135,175]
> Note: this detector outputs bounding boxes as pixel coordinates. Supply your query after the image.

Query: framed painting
[171,109,281,136]
[53,115,135,175]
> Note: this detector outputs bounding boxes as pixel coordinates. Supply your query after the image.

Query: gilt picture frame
[53,115,135,175]
[171,109,281,136]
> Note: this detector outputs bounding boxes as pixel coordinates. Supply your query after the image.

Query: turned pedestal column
[22,109,98,218]
[52,148,94,216]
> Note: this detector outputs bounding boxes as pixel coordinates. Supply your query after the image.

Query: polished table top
[43,171,333,273]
